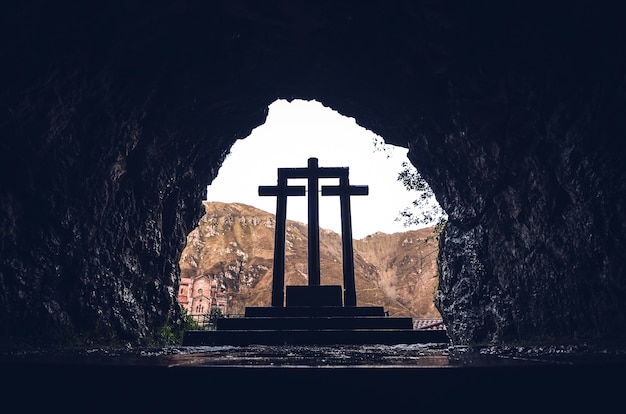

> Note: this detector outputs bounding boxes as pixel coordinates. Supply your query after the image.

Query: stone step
[182,328,450,346]
[216,316,413,331]
[244,306,386,318]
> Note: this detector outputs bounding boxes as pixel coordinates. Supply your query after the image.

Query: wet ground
[3,341,625,367]
[2,342,624,411]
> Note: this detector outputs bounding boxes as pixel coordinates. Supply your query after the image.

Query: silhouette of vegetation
[182,306,200,330]
[396,161,447,234]
[208,307,224,325]
[140,307,202,346]
[372,137,447,235]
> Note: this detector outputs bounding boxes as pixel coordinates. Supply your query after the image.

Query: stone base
[216,316,414,330]
[182,284,449,346]
[244,306,386,317]
[285,285,343,307]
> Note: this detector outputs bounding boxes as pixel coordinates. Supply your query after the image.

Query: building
[178,277,192,310]
[178,275,228,316]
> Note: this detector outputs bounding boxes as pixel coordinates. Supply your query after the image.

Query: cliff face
[180,202,441,318]
[354,231,440,318]
[1,1,625,345]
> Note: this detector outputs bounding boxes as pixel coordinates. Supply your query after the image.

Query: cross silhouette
[259,174,305,306]
[322,172,368,306]
[259,158,368,307]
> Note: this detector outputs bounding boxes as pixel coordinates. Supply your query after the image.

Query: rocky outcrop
[180,202,441,318]
[1,1,625,345]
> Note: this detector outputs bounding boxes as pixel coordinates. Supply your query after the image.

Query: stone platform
[183,305,449,346]
[183,285,449,346]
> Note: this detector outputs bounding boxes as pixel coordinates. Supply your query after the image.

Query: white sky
[205,99,438,239]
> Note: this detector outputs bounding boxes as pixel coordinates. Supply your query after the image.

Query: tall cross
[279,158,347,286]
[259,157,368,307]
[322,172,368,306]
[258,172,305,306]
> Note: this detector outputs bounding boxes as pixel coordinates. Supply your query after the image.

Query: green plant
[207,307,224,326]
[182,306,200,330]
[155,324,178,345]
[372,137,447,236]
[396,161,447,228]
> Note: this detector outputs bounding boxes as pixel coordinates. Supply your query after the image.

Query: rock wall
[1,1,625,345]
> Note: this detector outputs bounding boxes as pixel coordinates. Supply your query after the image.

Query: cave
[1,0,625,350]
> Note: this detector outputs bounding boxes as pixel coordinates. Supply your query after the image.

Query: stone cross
[321,172,368,306]
[258,174,305,306]
[259,157,368,307]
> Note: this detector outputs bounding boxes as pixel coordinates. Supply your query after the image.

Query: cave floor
[2,342,624,411]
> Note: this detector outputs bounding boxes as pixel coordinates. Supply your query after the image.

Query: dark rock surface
[1,1,625,345]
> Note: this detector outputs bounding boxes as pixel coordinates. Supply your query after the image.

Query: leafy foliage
[207,307,224,327]
[372,137,447,232]
[140,307,201,346]
[395,162,447,233]
[182,306,200,330]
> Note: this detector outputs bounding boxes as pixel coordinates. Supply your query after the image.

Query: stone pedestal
[285,285,343,307]
[182,288,450,346]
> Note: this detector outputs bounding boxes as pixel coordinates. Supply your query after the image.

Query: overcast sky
[206,99,438,239]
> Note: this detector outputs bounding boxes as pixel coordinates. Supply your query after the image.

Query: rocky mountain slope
[179,202,441,318]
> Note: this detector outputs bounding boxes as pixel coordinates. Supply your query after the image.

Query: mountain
[179,201,441,318]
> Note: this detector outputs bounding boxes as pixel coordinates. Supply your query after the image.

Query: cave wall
[1,0,625,345]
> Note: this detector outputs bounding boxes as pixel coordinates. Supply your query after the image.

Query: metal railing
[412,318,446,330]
[187,312,445,331]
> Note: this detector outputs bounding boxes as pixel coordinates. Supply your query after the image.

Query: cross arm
[258,185,306,197]
[321,185,369,196]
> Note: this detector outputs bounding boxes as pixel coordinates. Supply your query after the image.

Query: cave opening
[0,0,624,373]
[206,98,445,237]
[178,98,446,319]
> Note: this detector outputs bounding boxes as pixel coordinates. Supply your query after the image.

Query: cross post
[259,173,305,306]
[279,158,346,286]
[306,157,321,286]
[322,173,368,306]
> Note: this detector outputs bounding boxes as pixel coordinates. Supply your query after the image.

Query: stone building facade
[178,275,228,317]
